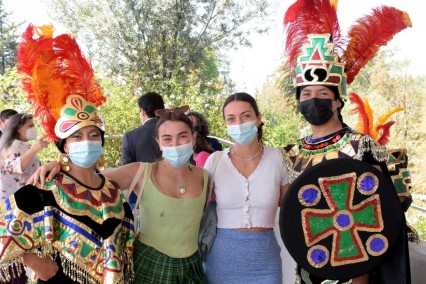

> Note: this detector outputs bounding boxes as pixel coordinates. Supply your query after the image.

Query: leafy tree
[257,67,301,147]
[44,0,271,97]
[0,0,21,74]
[0,67,27,109]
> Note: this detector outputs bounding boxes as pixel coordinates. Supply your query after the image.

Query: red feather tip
[376,121,395,145]
[344,6,412,84]
[284,0,343,74]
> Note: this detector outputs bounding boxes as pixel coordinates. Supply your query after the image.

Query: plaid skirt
[133,240,206,284]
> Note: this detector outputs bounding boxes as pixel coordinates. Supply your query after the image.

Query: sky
[4,0,425,93]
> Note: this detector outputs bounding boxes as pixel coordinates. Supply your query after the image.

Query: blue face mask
[162,142,194,168]
[227,120,258,146]
[68,141,104,168]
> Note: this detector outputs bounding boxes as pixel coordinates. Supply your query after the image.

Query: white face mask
[161,142,194,168]
[226,120,258,146]
[68,141,104,168]
[26,127,38,141]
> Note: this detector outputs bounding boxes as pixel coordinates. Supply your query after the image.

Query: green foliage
[0,67,27,109]
[256,66,303,148]
[406,200,426,240]
[0,1,21,75]
[45,0,271,97]
[165,66,228,141]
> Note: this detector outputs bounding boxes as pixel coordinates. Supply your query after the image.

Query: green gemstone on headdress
[84,105,95,114]
[64,108,77,116]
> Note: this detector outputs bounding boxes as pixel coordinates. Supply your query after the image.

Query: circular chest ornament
[279,159,402,280]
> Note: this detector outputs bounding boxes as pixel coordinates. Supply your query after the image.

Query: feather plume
[284,0,343,74]
[17,24,59,140]
[376,121,395,145]
[349,93,370,135]
[343,6,412,84]
[349,93,404,145]
[376,107,405,127]
[17,24,106,141]
[363,99,375,138]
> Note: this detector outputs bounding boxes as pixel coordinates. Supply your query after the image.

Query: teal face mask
[226,120,258,146]
[68,141,104,168]
[162,142,194,168]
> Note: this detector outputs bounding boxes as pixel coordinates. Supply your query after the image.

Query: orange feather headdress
[284,0,411,100]
[17,24,106,142]
[349,92,404,145]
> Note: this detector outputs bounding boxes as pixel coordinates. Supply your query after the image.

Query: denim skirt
[204,228,282,284]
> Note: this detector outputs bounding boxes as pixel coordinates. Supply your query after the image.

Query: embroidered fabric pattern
[44,174,125,223]
[0,174,135,284]
[285,129,388,176]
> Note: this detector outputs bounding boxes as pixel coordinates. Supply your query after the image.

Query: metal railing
[106,134,426,214]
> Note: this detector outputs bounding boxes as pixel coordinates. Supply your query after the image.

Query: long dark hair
[0,113,33,153]
[187,111,210,138]
[222,92,264,142]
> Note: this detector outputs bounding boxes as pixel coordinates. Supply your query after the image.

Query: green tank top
[138,163,208,258]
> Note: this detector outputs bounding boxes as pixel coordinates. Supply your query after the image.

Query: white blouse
[204,147,289,229]
[0,140,41,200]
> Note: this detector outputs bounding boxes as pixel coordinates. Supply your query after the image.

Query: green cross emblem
[299,172,388,268]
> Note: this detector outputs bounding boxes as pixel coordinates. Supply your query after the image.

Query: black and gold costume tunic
[282,127,410,284]
[0,172,134,284]
[283,127,389,182]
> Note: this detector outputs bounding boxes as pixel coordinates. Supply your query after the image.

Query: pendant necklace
[178,184,186,194]
[177,168,189,194]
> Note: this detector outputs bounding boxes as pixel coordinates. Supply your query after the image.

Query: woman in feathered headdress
[19,25,209,282]
[279,1,412,283]
[0,24,135,284]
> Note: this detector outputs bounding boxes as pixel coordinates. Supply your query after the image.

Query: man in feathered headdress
[279,1,411,283]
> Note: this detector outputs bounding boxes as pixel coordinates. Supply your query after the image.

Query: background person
[0,109,18,138]
[0,113,48,200]
[187,111,222,152]
[121,91,165,165]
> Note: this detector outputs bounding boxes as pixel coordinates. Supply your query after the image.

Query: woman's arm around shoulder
[102,162,144,191]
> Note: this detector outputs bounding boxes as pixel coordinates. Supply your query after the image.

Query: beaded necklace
[305,127,351,144]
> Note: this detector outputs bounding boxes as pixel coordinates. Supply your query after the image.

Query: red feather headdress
[17,24,106,142]
[284,0,411,99]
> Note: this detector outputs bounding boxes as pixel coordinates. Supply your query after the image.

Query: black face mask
[299,98,335,126]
